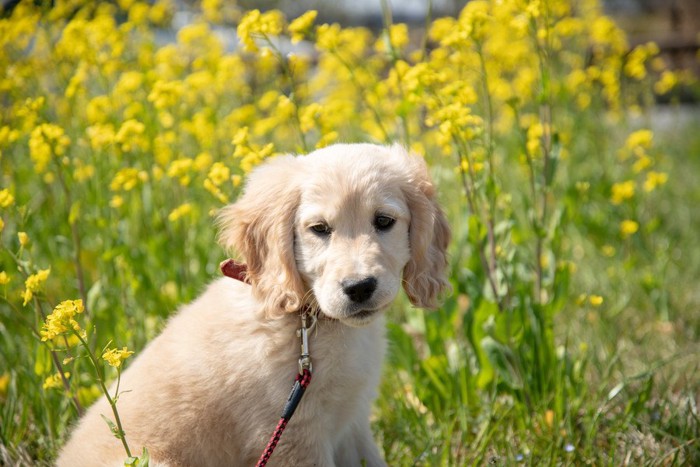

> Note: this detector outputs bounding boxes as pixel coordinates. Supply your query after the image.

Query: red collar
[219,259,249,282]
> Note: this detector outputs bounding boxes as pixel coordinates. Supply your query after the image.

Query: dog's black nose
[342,277,377,303]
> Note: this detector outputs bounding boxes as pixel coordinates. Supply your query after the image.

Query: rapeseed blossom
[17,232,29,247]
[40,299,83,341]
[0,189,14,208]
[643,171,668,193]
[28,124,70,174]
[611,181,635,205]
[288,10,317,44]
[625,129,654,151]
[589,295,604,306]
[168,203,193,222]
[102,347,134,368]
[43,372,70,390]
[620,220,639,238]
[237,9,285,53]
[22,269,50,306]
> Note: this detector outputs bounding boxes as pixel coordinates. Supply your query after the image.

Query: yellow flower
[315,23,342,51]
[544,409,555,428]
[110,195,124,209]
[0,218,4,233]
[237,9,285,53]
[620,220,639,239]
[18,232,29,247]
[377,23,409,52]
[86,123,115,150]
[167,158,194,186]
[643,171,668,192]
[389,23,409,49]
[115,119,147,153]
[625,129,653,151]
[526,122,545,156]
[102,347,134,368]
[288,10,317,44]
[115,70,144,95]
[110,168,141,192]
[168,203,192,222]
[610,180,635,205]
[23,269,50,306]
[28,124,71,174]
[147,80,184,110]
[0,189,14,208]
[207,162,230,186]
[43,372,70,390]
[203,179,229,204]
[589,295,604,307]
[632,154,652,173]
[40,299,83,340]
[0,271,10,285]
[654,70,678,95]
[316,130,339,148]
[0,372,9,398]
[86,96,112,124]
[73,162,95,182]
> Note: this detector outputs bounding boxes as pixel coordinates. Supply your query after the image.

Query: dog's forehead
[298,152,408,217]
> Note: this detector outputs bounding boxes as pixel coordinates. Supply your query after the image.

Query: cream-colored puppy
[58,143,450,466]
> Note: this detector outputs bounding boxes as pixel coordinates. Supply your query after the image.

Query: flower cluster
[102,347,135,368]
[22,269,50,306]
[40,299,84,341]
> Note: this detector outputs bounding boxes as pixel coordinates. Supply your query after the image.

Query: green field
[1,0,698,465]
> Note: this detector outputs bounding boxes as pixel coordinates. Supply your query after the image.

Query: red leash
[220,260,315,467]
[256,369,312,467]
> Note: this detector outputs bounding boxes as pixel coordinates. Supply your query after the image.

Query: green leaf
[481,336,522,390]
[470,300,499,388]
[100,413,122,439]
[87,279,103,318]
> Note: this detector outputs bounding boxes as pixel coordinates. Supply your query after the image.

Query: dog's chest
[298,319,386,418]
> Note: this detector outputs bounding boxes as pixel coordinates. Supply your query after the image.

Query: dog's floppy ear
[217,155,305,317]
[394,145,451,309]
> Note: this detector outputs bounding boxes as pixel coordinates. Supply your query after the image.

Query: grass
[0,0,699,465]
[375,111,700,465]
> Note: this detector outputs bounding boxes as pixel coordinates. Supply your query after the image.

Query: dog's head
[218,143,450,325]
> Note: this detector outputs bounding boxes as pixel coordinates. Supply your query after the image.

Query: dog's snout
[342,277,378,303]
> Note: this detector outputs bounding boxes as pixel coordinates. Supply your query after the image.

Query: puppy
[57,143,450,466]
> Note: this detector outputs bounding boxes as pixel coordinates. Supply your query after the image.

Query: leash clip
[296,312,315,374]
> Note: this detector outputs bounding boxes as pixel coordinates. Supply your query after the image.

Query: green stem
[76,332,132,458]
[51,156,90,317]
[453,135,502,311]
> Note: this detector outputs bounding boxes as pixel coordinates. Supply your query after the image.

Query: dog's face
[218,143,450,323]
[294,160,411,326]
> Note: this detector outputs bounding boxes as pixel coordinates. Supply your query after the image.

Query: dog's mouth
[349,308,378,319]
[337,306,383,327]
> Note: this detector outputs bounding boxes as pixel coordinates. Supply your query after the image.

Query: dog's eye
[310,223,332,236]
[374,215,396,232]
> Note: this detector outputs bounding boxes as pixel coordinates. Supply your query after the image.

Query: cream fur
[57,143,450,466]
